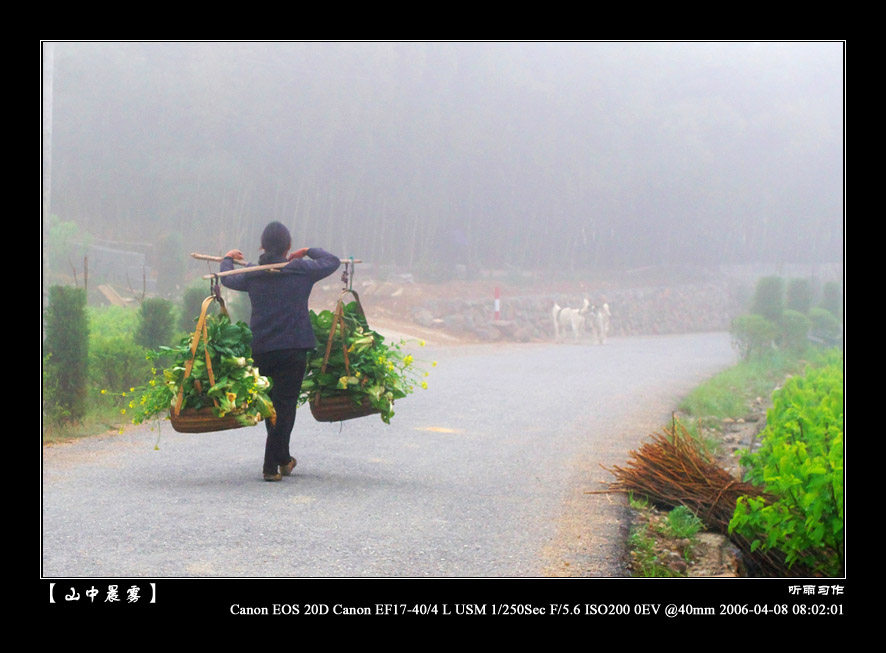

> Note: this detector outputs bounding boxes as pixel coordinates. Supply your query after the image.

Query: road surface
[42,332,736,578]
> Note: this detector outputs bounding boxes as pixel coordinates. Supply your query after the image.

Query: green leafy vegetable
[118,313,276,428]
[299,300,430,424]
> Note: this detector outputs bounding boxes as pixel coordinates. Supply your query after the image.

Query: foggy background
[42,41,844,280]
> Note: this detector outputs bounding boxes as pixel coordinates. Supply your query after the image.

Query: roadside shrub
[730,314,777,360]
[180,283,224,333]
[90,336,150,395]
[89,304,139,340]
[809,307,840,345]
[820,281,842,318]
[43,285,89,422]
[786,278,813,315]
[750,276,784,322]
[729,356,844,576]
[779,309,811,353]
[135,298,174,349]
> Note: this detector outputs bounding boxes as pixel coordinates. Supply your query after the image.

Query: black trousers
[252,349,308,474]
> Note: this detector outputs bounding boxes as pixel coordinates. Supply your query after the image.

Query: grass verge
[677,349,805,427]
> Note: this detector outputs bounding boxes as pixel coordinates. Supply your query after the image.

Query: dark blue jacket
[220,248,341,354]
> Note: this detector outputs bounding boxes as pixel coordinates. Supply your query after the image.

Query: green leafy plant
[299,300,430,424]
[114,313,275,428]
[629,524,684,577]
[729,355,844,576]
[628,492,650,510]
[665,505,704,539]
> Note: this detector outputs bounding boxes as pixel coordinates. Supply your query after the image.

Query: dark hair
[259,221,291,264]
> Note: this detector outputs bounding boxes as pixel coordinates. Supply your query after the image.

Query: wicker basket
[170,406,267,433]
[169,294,275,434]
[310,395,379,423]
[309,287,382,423]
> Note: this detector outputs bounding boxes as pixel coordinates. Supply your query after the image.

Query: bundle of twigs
[597,419,805,577]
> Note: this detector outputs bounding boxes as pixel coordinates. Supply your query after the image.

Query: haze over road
[42,332,736,578]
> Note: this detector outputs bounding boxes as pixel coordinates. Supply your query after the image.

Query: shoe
[280,457,297,476]
[263,471,283,482]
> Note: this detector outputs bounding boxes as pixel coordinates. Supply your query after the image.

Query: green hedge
[43,286,89,422]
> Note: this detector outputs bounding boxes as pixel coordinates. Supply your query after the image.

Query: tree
[750,276,784,322]
[136,298,174,350]
[43,285,89,421]
[786,278,813,314]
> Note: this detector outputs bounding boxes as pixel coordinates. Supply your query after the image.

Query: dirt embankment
[308,268,746,346]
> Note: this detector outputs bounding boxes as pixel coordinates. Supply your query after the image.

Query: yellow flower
[404,355,414,366]
[130,387,136,393]
[120,409,126,415]
[101,389,107,395]
[432,361,438,367]
[421,381,428,390]
[419,340,426,347]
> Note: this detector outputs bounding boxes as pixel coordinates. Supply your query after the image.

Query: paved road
[42,332,736,578]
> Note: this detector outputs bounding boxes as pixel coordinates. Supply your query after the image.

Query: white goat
[588,302,611,344]
[553,298,590,342]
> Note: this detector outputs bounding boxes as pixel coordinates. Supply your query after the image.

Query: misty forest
[42,41,843,284]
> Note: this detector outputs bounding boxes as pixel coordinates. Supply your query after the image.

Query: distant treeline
[45,41,843,274]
